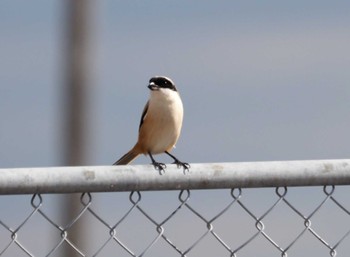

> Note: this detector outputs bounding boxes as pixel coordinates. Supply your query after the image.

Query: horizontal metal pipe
[0,159,350,195]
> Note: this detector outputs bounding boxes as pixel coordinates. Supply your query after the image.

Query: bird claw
[173,161,190,173]
[152,162,167,174]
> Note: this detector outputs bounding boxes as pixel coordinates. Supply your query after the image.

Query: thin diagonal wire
[132,190,208,256]
[168,189,214,256]
[33,206,68,257]
[232,187,287,255]
[2,185,350,257]
[92,191,142,257]
[208,188,242,255]
[159,190,190,227]
[126,192,165,257]
[330,195,350,215]
[330,195,350,251]
[173,188,244,257]
[96,191,161,257]
[231,190,262,254]
[0,230,34,257]
[279,186,335,256]
[155,190,191,256]
[0,194,44,257]
[87,207,120,256]
[254,187,288,254]
[164,189,241,256]
[306,186,335,251]
[13,194,42,234]
[275,188,309,256]
[45,193,92,257]
[3,194,44,257]
[180,203,212,256]
[0,220,16,255]
[12,236,34,257]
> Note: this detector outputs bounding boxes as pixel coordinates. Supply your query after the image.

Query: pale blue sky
[1,0,350,167]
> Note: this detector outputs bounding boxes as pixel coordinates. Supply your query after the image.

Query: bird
[113,76,189,173]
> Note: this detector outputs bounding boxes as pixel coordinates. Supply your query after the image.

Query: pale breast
[138,89,183,154]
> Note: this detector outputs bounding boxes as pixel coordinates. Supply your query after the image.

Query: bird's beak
[148,82,159,91]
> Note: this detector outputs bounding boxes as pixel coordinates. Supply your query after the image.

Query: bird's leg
[165,151,190,173]
[148,152,166,174]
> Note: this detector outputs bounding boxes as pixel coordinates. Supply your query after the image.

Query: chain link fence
[1,160,350,257]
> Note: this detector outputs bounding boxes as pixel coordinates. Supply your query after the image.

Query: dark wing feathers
[139,100,149,131]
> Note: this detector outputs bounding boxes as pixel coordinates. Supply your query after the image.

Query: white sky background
[0,1,350,256]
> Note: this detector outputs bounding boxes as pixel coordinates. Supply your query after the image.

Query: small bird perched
[113,76,189,173]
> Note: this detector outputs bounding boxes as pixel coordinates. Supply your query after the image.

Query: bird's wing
[139,100,149,131]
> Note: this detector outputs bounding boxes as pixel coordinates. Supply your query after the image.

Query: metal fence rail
[1,159,350,257]
[1,159,350,194]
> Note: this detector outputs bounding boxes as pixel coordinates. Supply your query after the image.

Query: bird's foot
[151,161,167,174]
[173,160,190,173]
[164,151,190,173]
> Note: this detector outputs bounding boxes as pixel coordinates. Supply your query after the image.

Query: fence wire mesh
[1,185,350,257]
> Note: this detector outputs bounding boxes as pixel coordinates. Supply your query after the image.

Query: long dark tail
[113,149,139,165]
